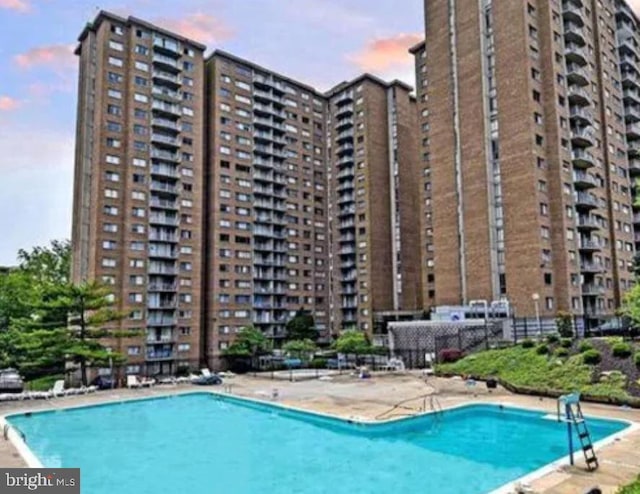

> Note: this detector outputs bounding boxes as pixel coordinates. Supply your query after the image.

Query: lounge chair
[139,376,155,387]
[51,380,67,397]
[201,368,212,378]
[126,375,142,389]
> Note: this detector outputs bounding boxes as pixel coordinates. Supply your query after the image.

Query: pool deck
[1,372,639,493]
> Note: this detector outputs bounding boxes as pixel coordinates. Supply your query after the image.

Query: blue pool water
[7,393,629,494]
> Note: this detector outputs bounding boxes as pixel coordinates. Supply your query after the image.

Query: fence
[510,315,634,343]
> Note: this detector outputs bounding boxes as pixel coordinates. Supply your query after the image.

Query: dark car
[90,375,115,390]
[192,374,222,386]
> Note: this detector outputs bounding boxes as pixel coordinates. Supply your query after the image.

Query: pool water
[7,393,629,494]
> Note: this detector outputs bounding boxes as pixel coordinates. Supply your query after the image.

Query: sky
[0,0,424,265]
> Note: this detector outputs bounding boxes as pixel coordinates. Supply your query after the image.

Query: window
[109,40,124,51]
[134,61,149,72]
[134,44,148,55]
[107,89,122,99]
[108,56,123,67]
[108,72,123,83]
[107,104,121,115]
[134,93,148,103]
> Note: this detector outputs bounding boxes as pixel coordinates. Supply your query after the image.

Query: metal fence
[510,315,635,343]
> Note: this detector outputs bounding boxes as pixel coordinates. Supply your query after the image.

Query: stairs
[558,393,599,471]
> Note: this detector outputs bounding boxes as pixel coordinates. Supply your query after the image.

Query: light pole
[532,293,542,339]
[107,348,114,390]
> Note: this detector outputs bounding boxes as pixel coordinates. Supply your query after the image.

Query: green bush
[635,353,640,369]
[560,338,573,348]
[582,349,601,365]
[521,339,535,348]
[578,341,594,353]
[612,342,633,359]
[546,334,559,344]
[309,358,327,369]
[535,344,549,355]
[554,347,570,357]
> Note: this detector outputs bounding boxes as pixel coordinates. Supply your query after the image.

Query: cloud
[154,13,233,45]
[14,44,75,71]
[0,96,20,111]
[0,0,30,13]
[629,0,640,15]
[348,33,423,73]
[289,0,374,33]
[27,80,74,99]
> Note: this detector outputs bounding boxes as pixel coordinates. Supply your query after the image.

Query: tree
[285,308,317,341]
[622,283,640,329]
[334,330,371,355]
[223,326,270,370]
[17,240,71,287]
[34,282,127,385]
[282,339,316,361]
[555,312,573,338]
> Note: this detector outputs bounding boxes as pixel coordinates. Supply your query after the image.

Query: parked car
[192,374,222,386]
[0,368,24,393]
[90,375,115,390]
[283,358,302,369]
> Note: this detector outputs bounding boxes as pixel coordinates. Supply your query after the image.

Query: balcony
[338,205,356,217]
[152,70,181,86]
[336,180,355,192]
[575,192,598,210]
[562,1,584,26]
[153,37,181,56]
[149,197,178,210]
[253,170,287,184]
[253,116,285,131]
[629,142,640,157]
[634,213,640,224]
[149,214,179,226]
[569,107,593,125]
[571,126,595,147]
[627,122,640,140]
[335,91,354,105]
[148,299,177,309]
[146,351,175,361]
[254,89,284,104]
[625,106,640,123]
[337,155,354,167]
[337,193,355,205]
[147,263,177,275]
[253,73,286,93]
[152,53,180,72]
[567,64,589,86]
[255,144,286,158]
[150,181,179,195]
[564,21,586,46]
[336,130,354,143]
[580,262,604,274]
[573,171,597,189]
[579,238,601,252]
[571,149,595,168]
[577,216,600,231]
[339,246,356,255]
[148,282,177,292]
[151,118,180,132]
[254,131,286,145]
[335,104,354,118]
[254,103,286,119]
[335,117,354,130]
[582,284,605,296]
[624,88,640,105]
[337,167,355,180]
[340,233,356,242]
[629,158,640,175]
[151,133,180,148]
[152,86,182,103]
[254,256,285,267]
[147,335,176,345]
[148,245,178,259]
[338,219,355,229]
[620,53,639,71]
[151,148,180,163]
[565,43,588,65]
[567,85,590,106]
[624,69,640,90]
[152,100,181,116]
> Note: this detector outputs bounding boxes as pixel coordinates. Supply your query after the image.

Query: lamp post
[107,348,114,390]
[532,293,542,339]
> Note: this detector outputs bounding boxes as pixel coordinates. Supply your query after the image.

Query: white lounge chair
[51,380,67,397]
[127,375,142,389]
[201,368,212,378]
[139,377,155,387]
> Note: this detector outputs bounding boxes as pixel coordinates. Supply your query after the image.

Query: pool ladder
[557,393,598,471]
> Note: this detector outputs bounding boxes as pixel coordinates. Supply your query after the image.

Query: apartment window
[110,25,124,35]
[109,40,124,51]
[104,188,118,199]
[107,104,121,115]
[134,76,147,87]
[134,44,148,55]
[108,56,123,67]
[105,171,119,182]
[108,72,123,83]
[134,61,149,72]
[102,240,116,250]
[105,155,120,165]
[132,207,145,218]
[102,258,116,268]
[132,191,145,201]
[134,93,148,103]
[134,108,147,119]
[106,121,122,132]
[103,205,118,216]
[103,223,118,233]
[107,89,122,99]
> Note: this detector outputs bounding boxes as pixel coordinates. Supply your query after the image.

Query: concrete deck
[1,372,639,493]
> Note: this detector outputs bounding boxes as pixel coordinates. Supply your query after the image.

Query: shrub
[535,344,549,355]
[578,341,594,353]
[635,353,640,369]
[554,347,570,358]
[612,342,633,359]
[582,349,601,365]
[546,334,560,344]
[309,358,327,369]
[560,338,573,348]
[438,348,464,363]
[521,339,535,348]
[556,312,574,338]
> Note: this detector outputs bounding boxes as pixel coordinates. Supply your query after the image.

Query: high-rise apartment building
[616,1,640,247]
[72,11,421,372]
[203,52,331,367]
[412,0,638,323]
[326,77,422,334]
[71,12,205,375]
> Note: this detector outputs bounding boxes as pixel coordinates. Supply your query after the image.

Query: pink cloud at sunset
[154,13,234,46]
[0,0,29,13]
[14,44,75,70]
[0,96,21,111]
[348,33,422,73]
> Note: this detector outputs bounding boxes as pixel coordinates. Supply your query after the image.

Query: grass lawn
[437,345,633,401]
[619,476,640,494]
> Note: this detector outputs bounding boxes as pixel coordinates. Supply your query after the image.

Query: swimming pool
[5,393,631,494]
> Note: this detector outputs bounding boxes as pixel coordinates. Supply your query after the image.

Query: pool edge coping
[2,389,639,492]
